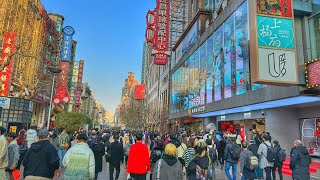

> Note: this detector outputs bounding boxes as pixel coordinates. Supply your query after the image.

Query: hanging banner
[134,84,145,100]
[61,26,75,62]
[53,62,70,105]
[74,60,84,112]
[249,0,298,85]
[0,32,17,97]
[152,0,171,65]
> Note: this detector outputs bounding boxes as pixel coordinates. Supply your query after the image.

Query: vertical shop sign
[152,0,171,65]
[249,0,298,85]
[74,60,84,112]
[0,32,17,97]
[53,26,75,105]
[134,84,146,100]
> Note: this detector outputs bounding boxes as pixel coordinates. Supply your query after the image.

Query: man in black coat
[23,129,60,179]
[109,134,124,180]
[290,140,311,180]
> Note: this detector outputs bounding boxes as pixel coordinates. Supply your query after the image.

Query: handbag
[12,169,21,180]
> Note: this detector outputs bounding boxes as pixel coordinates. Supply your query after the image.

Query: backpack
[244,151,259,170]
[230,143,241,159]
[209,147,217,162]
[277,148,286,163]
[264,143,276,162]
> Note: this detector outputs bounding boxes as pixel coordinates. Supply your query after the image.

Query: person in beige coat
[258,134,274,180]
[0,127,8,180]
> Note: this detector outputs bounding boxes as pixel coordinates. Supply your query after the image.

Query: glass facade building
[171,1,263,114]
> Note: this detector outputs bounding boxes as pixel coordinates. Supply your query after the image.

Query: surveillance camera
[261,110,265,116]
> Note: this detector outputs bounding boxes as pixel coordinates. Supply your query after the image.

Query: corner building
[170,0,320,154]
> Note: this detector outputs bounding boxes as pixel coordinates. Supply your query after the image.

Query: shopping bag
[12,169,21,180]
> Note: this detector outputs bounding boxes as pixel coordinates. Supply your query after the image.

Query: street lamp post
[47,66,62,130]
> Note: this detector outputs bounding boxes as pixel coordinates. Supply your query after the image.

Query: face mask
[92,133,96,136]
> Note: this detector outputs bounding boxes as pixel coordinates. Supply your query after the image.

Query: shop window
[309,12,320,59]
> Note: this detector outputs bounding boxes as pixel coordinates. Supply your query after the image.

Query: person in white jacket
[26,126,37,148]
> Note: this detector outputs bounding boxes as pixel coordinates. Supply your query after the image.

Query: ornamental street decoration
[0,32,17,97]
[53,26,75,105]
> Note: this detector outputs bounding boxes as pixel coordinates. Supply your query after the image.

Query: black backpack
[209,147,217,162]
[264,143,276,162]
[277,148,286,163]
[230,143,241,160]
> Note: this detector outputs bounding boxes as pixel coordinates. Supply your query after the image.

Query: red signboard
[134,84,145,100]
[0,32,16,97]
[153,0,170,65]
[257,0,292,17]
[73,60,84,112]
[306,58,320,88]
[53,61,70,105]
[145,9,156,44]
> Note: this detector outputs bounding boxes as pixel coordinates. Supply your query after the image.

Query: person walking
[109,134,124,180]
[63,133,95,180]
[91,137,105,180]
[182,138,196,171]
[5,133,19,180]
[246,129,254,142]
[270,140,285,180]
[224,137,241,180]
[152,143,183,180]
[176,138,187,169]
[290,140,311,180]
[257,134,274,180]
[127,132,151,180]
[240,142,257,180]
[0,127,8,180]
[123,137,132,165]
[26,126,37,148]
[186,140,211,180]
[206,138,217,180]
[16,130,27,170]
[23,129,60,180]
[217,137,226,170]
[248,140,263,179]
[58,127,69,168]
[150,139,164,180]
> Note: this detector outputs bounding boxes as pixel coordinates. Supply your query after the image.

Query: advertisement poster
[182,22,199,55]
[214,28,223,101]
[182,60,189,110]
[206,35,214,104]
[257,0,292,17]
[257,16,294,49]
[224,14,234,99]
[235,1,249,95]
[200,45,206,106]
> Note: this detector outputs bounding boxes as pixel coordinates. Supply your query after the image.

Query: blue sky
[42,0,156,114]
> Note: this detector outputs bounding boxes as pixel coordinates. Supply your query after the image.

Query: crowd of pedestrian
[0,126,314,180]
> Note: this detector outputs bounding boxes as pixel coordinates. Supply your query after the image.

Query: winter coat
[124,142,132,156]
[23,140,60,178]
[127,142,151,174]
[290,145,311,180]
[217,140,226,154]
[0,135,8,169]
[150,147,163,171]
[240,150,257,180]
[224,142,239,164]
[152,155,183,180]
[182,148,196,168]
[7,140,19,168]
[26,129,37,148]
[273,144,283,167]
[91,142,105,173]
[186,152,211,180]
[248,144,259,157]
[63,142,95,180]
[257,141,274,169]
[109,140,124,164]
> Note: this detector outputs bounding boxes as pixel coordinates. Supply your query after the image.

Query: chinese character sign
[74,60,84,112]
[257,16,294,49]
[53,62,70,105]
[0,32,17,97]
[153,0,171,65]
[61,26,75,62]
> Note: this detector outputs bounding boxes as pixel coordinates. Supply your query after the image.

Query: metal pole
[47,76,55,130]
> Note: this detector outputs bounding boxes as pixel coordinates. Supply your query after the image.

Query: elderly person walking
[290,140,311,180]
[257,134,274,180]
[152,143,183,180]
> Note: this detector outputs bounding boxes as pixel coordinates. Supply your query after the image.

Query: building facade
[169,0,320,154]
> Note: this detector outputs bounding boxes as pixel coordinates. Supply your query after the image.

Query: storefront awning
[193,96,320,118]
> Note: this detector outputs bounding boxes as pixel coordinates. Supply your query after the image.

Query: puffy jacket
[26,129,37,148]
[186,152,211,180]
[257,141,274,168]
[224,142,239,164]
[152,155,183,180]
[23,140,59,178]
[63,142,95,180]
[127,142,151,174]
[0,135,8,168]
[7,140,19,168]
[290,145,311,180]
